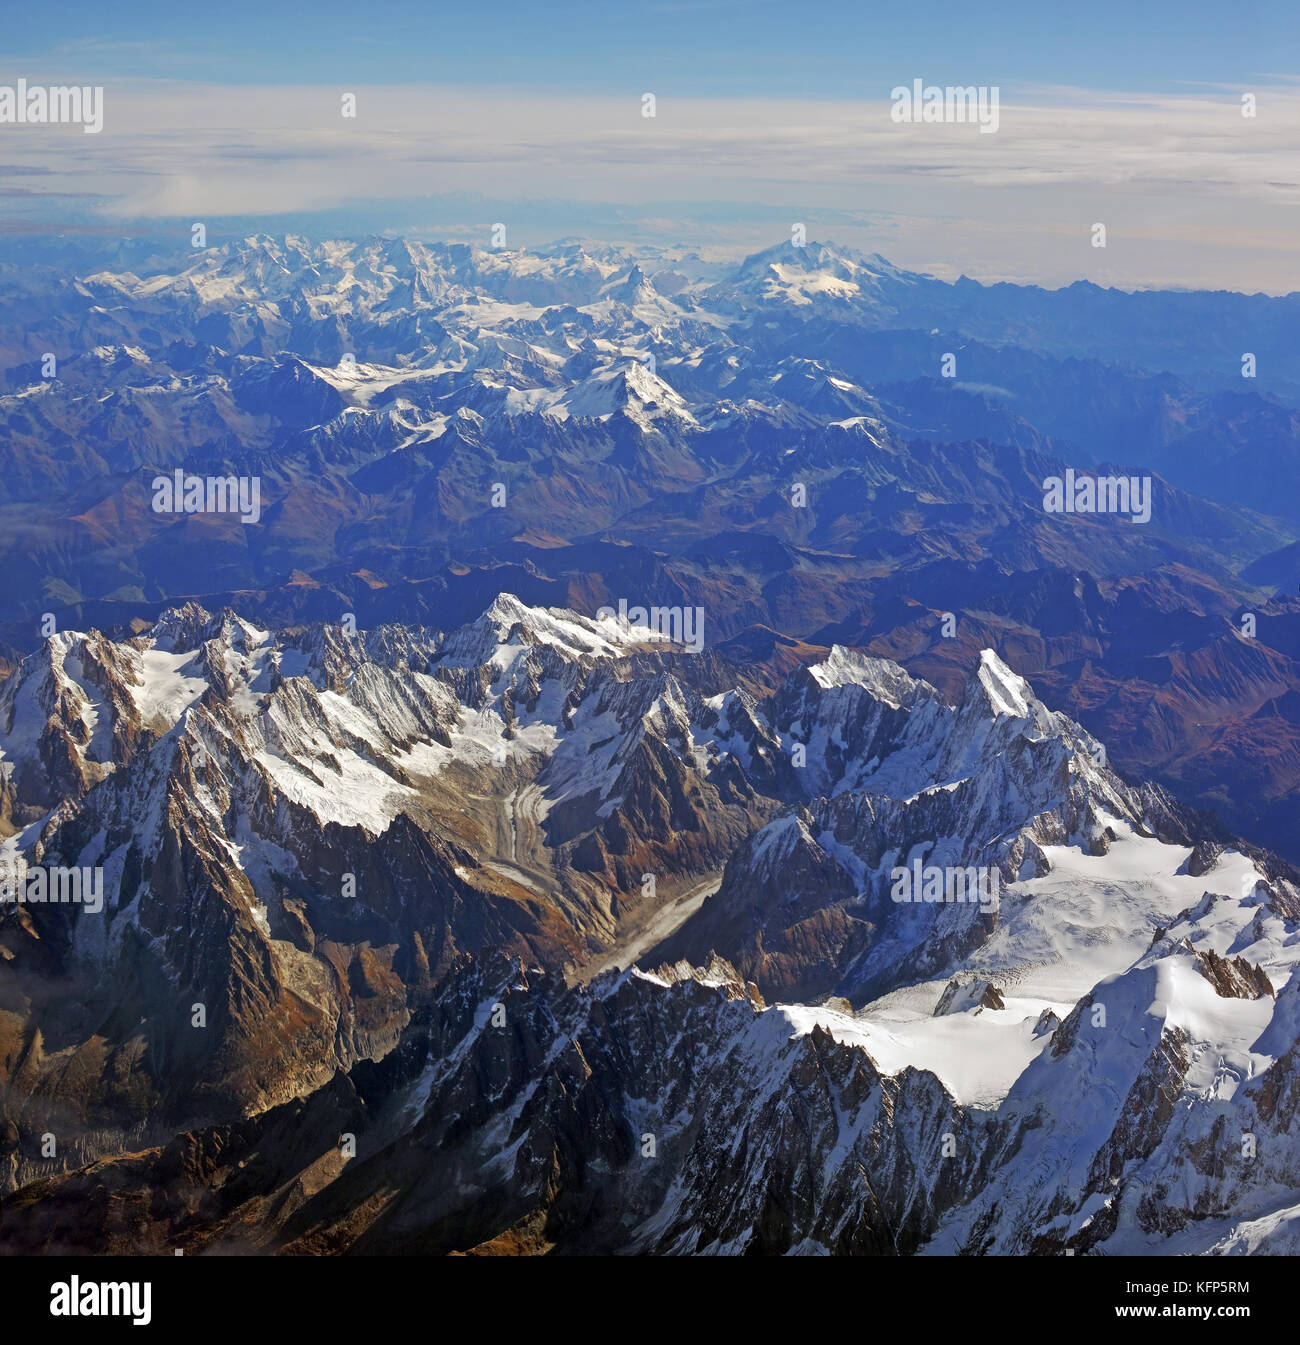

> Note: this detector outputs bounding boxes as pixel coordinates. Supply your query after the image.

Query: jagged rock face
[0,597,783,1148]
[654,646,1196,1001]
[10,919,1300,1258]
[0,629,156,826]
[4,598,1300,1257]
[0,956,980,1255]
[1191,946,1275,1000]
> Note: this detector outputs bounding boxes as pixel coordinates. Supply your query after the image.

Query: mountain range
[1,596,1299,1254]
[2,235,1299,861]
[2,234,1299,1255]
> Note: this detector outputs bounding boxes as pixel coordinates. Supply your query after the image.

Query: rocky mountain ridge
[2,597,1298,1255]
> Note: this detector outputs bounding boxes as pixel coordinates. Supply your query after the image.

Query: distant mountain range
[1,233,1297,861]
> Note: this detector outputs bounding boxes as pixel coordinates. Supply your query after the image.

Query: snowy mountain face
[2,597,1299,1256]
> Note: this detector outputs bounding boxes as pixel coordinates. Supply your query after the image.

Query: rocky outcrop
[934,976,1005,1015]
[1191,946,1274,1000]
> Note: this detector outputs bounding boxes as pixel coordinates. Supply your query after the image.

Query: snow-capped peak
[971,648,1036,720]
[807,645,935,708]
[549,362,698,428]
[437,593,629,671]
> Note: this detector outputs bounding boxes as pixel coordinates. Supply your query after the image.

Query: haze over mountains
[1,234,1299,1256]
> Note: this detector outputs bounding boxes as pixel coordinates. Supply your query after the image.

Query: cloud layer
[3,79,1298,289]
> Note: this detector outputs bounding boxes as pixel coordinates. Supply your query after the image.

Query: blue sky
[3,2,1299,292]
[9,0,1298,95]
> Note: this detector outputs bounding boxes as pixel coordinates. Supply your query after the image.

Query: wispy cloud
[4,79,1298,290]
